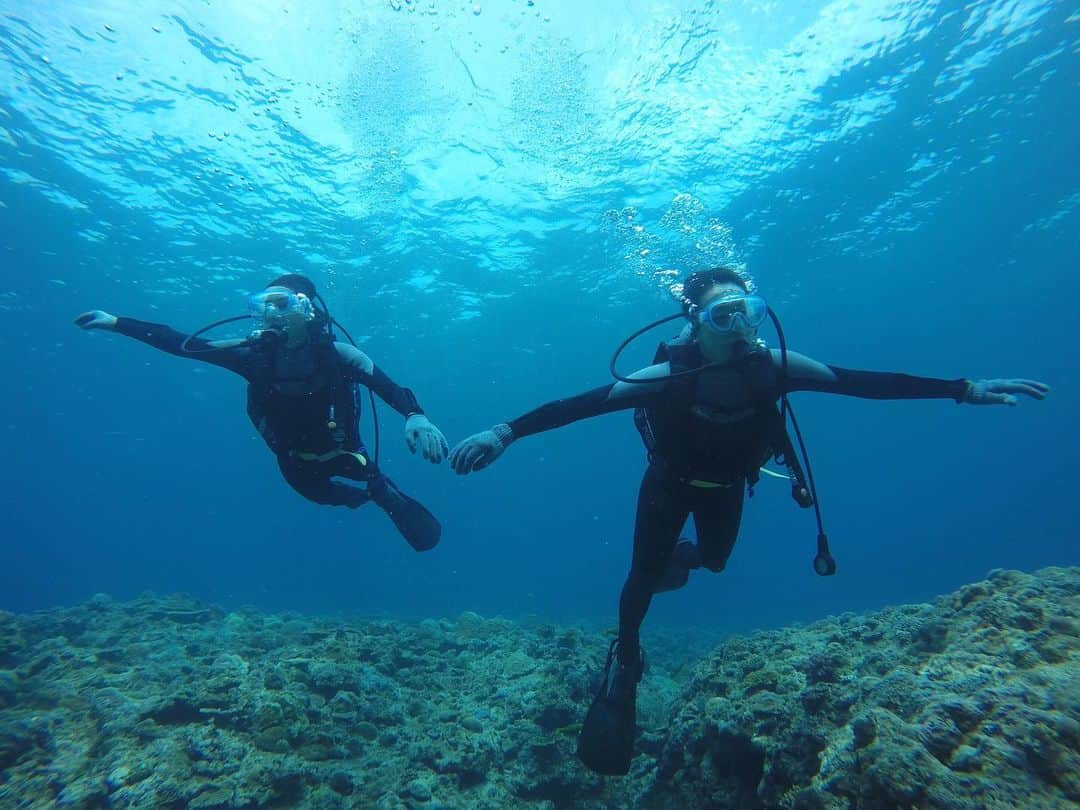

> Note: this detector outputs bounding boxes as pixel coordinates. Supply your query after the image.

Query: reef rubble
[0,566,1075,809]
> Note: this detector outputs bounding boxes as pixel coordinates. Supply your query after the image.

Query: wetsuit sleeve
[507,366,668,438]
[113,317,252,376]
[335,343,423,417]
[775,350,969,401]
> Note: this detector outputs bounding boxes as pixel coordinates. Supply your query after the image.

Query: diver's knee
[627,562,666,585]
[699,543,732,573]
[287,480,359,508]
[653,567,691,594]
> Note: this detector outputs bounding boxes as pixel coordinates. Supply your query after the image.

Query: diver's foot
[603,642,644,706]
[577,639,642,776]
[369,475,441,552]
[366,475,394,507]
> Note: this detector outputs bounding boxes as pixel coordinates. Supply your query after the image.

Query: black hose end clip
[792,483,814,508]
[813,533,837,576]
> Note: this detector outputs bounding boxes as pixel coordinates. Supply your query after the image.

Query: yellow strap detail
[688,467,790,488]
[758,467,791,480]
[293,449,367,465]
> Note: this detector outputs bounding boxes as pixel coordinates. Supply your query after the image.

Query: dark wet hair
[267,273,317,299]
[681,266,751,313]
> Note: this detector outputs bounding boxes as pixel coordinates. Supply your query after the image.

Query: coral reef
[0,567,1075,809]
[0,595,681,808]
[650,567,1079,809]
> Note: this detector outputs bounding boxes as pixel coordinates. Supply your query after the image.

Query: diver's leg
[578,463,689,776]
[617,463,691,665]
[692,484,745,573]
[276,455,370,508]
[320,451,374,483]
[285,451,442,551]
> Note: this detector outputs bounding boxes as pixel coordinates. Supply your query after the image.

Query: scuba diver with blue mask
[447,266,1050,775]
[74,274,448,551]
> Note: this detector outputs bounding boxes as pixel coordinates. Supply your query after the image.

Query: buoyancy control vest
[634,337,808,491]
[245,335,360,457]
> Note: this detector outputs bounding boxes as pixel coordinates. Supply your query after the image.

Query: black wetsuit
[114,317,424,508]
[505,339,969,662]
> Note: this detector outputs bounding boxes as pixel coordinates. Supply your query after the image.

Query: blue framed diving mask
[699,293,768,333]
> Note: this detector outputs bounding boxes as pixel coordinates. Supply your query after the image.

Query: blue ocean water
[0,0,1075,640]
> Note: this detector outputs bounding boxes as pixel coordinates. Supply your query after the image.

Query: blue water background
[1,0,1076,638]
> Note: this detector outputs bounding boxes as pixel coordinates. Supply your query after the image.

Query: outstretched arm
[507,366,668,438]
[336,343,448,463]
[74,310,252,376]
[336,343,423,415]
[776,349,1049,405]
[448,363,669,474]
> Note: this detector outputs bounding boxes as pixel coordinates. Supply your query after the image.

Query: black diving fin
[371,476,441,552]
[577,640,642,776]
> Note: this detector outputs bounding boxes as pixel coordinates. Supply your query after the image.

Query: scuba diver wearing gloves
[74,274,448,551]
[447,266,1050,775]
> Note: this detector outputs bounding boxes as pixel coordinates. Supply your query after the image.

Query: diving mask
[248,286,315,324]
[698,293,768,333]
